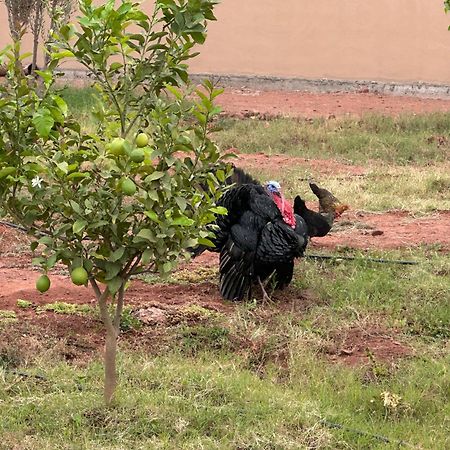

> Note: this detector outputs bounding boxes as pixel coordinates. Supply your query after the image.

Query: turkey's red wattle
[272,194,296,228]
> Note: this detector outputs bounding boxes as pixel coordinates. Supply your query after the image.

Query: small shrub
[119,307,142,332]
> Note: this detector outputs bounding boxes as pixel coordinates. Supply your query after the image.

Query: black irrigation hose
[10,370,47,381]
[306,254,419,265]
[0,220,29,233]
[319,419,419,448]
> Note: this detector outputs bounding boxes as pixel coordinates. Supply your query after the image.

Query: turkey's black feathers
[192,167,334,301]
[227,166,260,186]
[213,184,308,301]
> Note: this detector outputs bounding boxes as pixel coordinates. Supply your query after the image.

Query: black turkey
[194,168,346,301]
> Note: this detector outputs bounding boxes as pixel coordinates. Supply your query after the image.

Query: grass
[0,247,448,448]
[36,301,94,316]
[0,310,17,323]
[214,115,450,165]
[291,248,450,340]
[251,162,450,213]
[0,342,448,448]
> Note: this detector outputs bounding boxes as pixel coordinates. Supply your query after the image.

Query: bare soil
[218,88,450,118]
[232,150,367,177]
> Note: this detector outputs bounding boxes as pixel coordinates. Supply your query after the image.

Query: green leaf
[141,249,152,265]
[69,200,82,215]
[191,32,206,45]
[134,228,156,243]
[144,171,165,182]
[67,172,90,180]
[210,206,227,215]
[51,50,74,60]
[38,236,54,246]
[73,219,88,234]
[172,216,194,226]
[56,162,69,174]
[32,109,54,138]
[34,70,53,84]
[144,211,160,222]
[175,196,187,212]
[110,247,125,262]
[107,277,123,295]
[54,96,68,116]
[165,84,184,100]
[0,167,16,179]
[216,169,225,182]
[46,254,58,269]
[105,262,122,280]
[198,238,215,248]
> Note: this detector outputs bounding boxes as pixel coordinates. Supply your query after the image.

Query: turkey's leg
[257,277,272,304]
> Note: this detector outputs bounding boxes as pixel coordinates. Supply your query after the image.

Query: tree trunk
[32,2,44,71]
[104,325,118,405]
[90,279,125,406]
[104,286,125,406]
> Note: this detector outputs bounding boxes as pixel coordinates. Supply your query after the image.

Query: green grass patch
[293,248,450,339]
[16,299,33,309]
[36,301,94,316]
[215,114,450,165]
[0,310,17,324]
[0,349,448,449]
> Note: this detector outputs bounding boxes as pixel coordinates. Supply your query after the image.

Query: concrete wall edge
[60,68,450,99]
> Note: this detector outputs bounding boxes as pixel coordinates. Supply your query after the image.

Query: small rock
[339,348,354,356]
[371,230,384,237]
[135,307,166,325]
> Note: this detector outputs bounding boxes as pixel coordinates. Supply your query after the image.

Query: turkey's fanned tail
[219,239,254,301]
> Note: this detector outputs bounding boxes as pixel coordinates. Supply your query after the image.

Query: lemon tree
[0,0,227,405]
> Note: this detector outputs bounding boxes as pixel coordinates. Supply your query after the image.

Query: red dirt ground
[218,88,450,118]
[232,151,367,177]
[314,210,450,251]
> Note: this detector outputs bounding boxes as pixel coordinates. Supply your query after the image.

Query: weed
[16,299,33,309]
[179,304,217,321]
[36,302,94,316]
[171,266,218,284]
[119,307,142,332]
[0,310,17,323]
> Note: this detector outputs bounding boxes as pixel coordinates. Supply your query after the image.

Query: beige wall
[2,0,450,85]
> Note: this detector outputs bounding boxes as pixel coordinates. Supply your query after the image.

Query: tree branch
[113,283,125,332]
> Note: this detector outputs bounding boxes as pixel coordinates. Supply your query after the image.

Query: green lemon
[36,274,51,293]
[109,138,126,156]
[130,148,145,163]
[135,133,149,148]
[71,267,88,286]
[120,177,137,196]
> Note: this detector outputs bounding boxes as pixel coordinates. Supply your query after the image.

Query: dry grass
[251,162,450,213]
